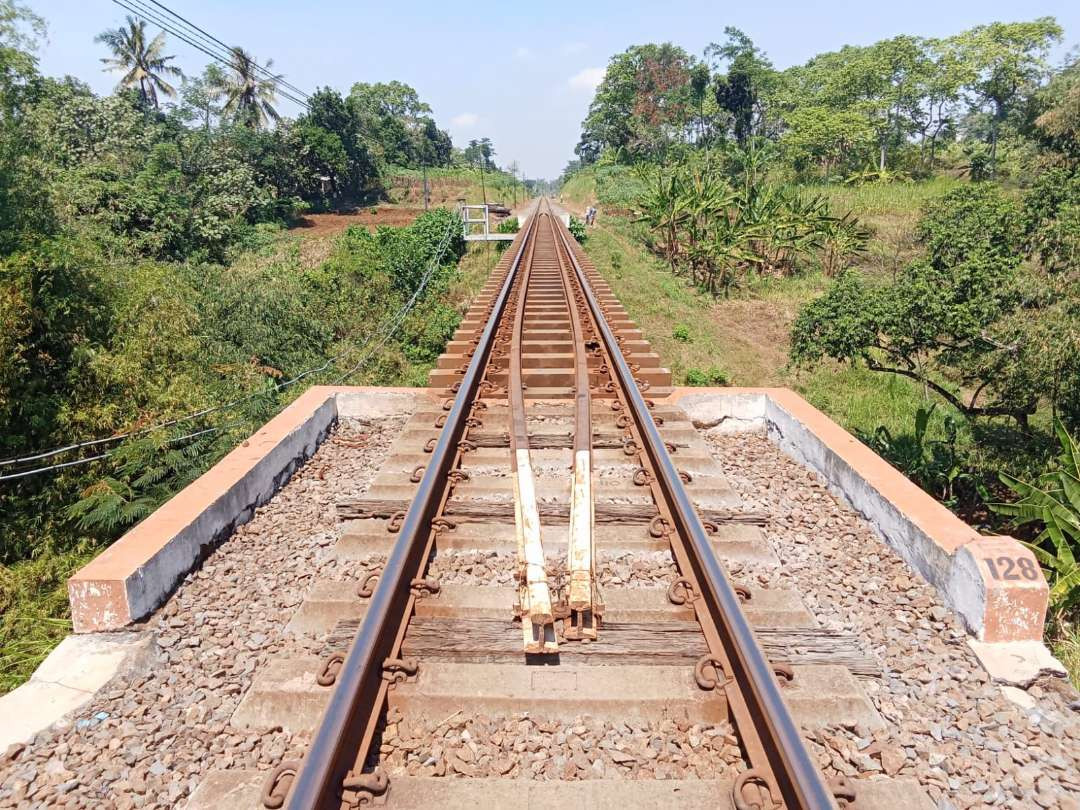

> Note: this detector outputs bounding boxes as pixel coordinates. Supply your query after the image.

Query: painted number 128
[983,556,1039,581]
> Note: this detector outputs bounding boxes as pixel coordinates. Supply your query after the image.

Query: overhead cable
[140,0,312,101]
[110,0,310,110]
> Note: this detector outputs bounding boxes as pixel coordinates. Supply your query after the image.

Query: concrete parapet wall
[67,384,1048,645]
[671,387,1048,643]
[67,386,428,633]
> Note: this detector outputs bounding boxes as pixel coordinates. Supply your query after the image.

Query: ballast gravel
[378,713,743,781]
[706,431,1080,810]
[0,416,408,809]
[430,550,678,587]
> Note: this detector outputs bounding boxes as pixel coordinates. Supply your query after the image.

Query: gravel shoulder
[0,415,407,809]
[706,430,1080,810]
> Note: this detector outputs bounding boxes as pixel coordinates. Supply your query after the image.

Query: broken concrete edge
[0,631,158,751]
[67,386,433,634]
[669,388,1051,649]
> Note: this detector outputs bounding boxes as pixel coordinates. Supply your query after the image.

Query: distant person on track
[585,206,596,226]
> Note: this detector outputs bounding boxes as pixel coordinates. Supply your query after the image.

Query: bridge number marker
[983,556,1040,581]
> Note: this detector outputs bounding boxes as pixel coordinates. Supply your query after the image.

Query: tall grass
[804,176,959,217]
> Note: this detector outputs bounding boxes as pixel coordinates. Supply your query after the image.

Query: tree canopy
[575,18,1069,180]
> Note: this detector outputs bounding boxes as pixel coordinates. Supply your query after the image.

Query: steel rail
[550,208,838,810]
[285,214,541,810]
[545,209,600,639]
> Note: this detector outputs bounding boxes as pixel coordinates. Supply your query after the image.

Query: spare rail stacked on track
[271,200,849,810]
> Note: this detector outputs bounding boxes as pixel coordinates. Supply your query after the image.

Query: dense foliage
[993,421,1080,613]
[0,3,479,690]
[574,20,1066,181]
[791,184,1078,429]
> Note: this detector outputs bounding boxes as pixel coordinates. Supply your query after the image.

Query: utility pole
[422,160,430,211]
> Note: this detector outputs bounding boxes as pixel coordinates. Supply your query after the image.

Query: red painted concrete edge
[67,386,429,633]
[668,387,1048,642]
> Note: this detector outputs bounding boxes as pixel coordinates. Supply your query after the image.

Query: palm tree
[96,16,182,109]
[211,47,282,129]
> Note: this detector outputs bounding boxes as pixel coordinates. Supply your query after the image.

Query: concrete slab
[784,665,885,731]
[186,767,932,810]
[0,631,154,749]
[390,662,728,724]
[967,639,1068,687]
[285,581,814,636]
[186,770,264,809]
[850,777,935,810]
[186,771,738,810]
[335,520,778,566]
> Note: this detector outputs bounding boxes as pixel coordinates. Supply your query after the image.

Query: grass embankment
[387,166,528,208]
[0,220,494,694]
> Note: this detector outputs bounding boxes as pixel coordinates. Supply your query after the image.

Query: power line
[110,0,311,111]
[122,0,313,108]
[1,214,461,477]
[139,0,312,102]
[116,0,311,110]
[0,422,237,482]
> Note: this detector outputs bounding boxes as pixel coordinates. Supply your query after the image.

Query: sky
[34,0,1080,180]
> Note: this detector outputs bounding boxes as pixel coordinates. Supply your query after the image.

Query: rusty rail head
[285,216,539,810]
[550,209,837,810]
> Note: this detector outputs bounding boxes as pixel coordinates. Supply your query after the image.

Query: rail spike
[694,654,732,691]
[261,760,301,809]
[341,769,390,806]
[356,570,380,598]
[381,657,419,686]
[732,769,782,810]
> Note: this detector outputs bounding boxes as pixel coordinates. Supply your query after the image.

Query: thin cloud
[514,46,533,60]
[561,41,587,55]
[568,67,604,92]
[451,112,479,128]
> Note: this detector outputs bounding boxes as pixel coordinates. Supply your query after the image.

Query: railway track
[227,199,921,810]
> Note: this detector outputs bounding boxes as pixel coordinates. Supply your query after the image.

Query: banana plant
[992,419,1080,611]
[635,165,691,274]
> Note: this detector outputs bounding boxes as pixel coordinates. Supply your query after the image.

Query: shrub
[863,405,973,506]
[672,324,691,343]
[1022,168,1080,273]
[568,216,587,242]
[915,184,1021,268]
[494,217,519,254]
[684,366,729,386]
[792,184,1054,428]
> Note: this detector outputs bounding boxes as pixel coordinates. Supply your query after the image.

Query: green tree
[175,65,224,132]
[790,185,1058,426]
[1032,59,1080,164]
[348,80,437,166]
[463,137,495,169]
[781,106,875,178]
[707,27,777,145]
[211,47,282,129]
[95,16,182,109]
[949,17,1063,174]
[579,43,694,161]
[303,87,377,198]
